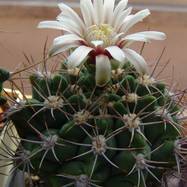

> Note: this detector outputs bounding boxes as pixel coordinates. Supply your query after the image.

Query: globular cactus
[1,61,186,187]
[0,0,187,187]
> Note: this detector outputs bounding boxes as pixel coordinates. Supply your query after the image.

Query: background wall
[0,0,187,91]
[131,0,187,5]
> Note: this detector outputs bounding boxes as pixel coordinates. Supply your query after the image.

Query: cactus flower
[38,0,166,86]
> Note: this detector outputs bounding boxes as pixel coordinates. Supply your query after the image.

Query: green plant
[0,0,186,186]
[0,59,186,187]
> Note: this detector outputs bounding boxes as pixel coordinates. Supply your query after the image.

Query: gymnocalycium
[0,0,186,187]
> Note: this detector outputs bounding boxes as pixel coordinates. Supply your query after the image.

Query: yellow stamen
[86,24,114,47]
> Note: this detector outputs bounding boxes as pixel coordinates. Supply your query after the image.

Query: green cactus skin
[2,61,185,187]
[0,68,10,83]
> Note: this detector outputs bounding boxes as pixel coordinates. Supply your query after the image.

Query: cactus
[0,0,187,187]
[0,59,186,187]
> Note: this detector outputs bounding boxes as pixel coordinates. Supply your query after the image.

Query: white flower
[38,0,166,87]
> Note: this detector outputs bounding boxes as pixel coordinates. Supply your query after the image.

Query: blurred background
[0,0,187,90]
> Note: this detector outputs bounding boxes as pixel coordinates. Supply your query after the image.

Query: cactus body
[1,61,185,187]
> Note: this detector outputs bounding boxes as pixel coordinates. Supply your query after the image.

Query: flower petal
[93,0,104,24]
[56,16,83,36]
[57,13,83,33]
[112,32,124,44]
[121,9,150,33]
[49,43,80,56]
[112,0,130,29]
[38,20,80,35]
[125,35,150,43]
[53,34,85,46]
[113,7,132,32]
[123,48,149,74]
[49,33,85,56]
[58,3,85,32]
[103,0,115,23]
[80,0,94,26]
[113,0,128,18]
[37,21,63,30]
[67,46,93,68]
[124,31,166,43]
[105,46,125,63]
[96,55,111,87]
[91,40,104,47]
[139,31,166,40]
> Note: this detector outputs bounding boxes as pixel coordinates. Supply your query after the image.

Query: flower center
[86,24,114,47]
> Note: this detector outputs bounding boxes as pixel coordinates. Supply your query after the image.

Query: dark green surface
[3,61,183,187]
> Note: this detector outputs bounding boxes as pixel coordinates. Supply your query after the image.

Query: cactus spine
[0,60,186,187]
[0,0,186,186]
